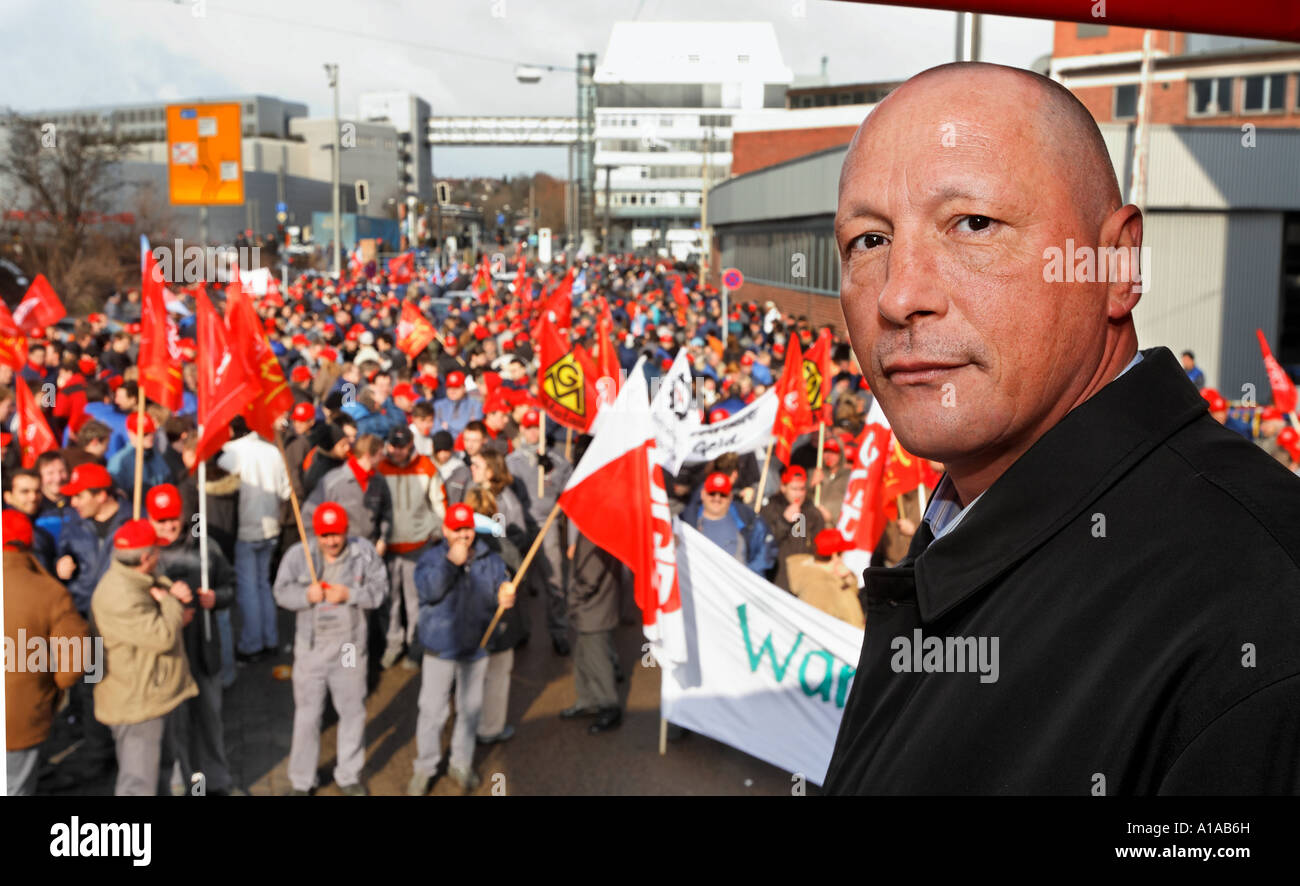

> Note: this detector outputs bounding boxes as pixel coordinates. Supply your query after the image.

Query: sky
[1,0,1054,177]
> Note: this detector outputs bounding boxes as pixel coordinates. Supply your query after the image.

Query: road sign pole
[721,285,728,346]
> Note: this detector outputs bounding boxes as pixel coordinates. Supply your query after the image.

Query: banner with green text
[661,522,865,786]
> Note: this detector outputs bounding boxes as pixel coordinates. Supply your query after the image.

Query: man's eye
[955,215,995,233]
[848,233,889,252]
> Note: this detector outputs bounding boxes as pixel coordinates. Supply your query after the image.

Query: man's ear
[1100,204,1144,320]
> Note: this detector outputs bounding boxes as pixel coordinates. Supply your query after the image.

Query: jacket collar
[906,346,1207,622]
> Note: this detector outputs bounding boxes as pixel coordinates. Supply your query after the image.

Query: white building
[594,21,792,259]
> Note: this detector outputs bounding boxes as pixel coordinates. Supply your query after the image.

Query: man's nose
[875,232,948,326]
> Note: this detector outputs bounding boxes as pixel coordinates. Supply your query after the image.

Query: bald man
[825,63,1300,796]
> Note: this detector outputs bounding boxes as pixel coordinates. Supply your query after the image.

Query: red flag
[558,362,685,664]
[836,405,892,552]
[802,328,833,425]
[139,242,185,411]
[538,311,598,432]
[0,300,27,371]
[396,301,437,358]
[540,269,573,331]
[194,289,260,466]
[1256,329,1297,414]
[595,302,622,405]
[225,280,294,439]
[13,274,66,334]
[670,273,688,308]
[387,252,415,285]
[771,335,813,465]
[14,377,57,469]
[512,260,529,306]
[473,256,493,303]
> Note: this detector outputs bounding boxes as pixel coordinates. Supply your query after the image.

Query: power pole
[325,63,341,278]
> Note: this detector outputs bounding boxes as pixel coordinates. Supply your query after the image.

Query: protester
[91,519,198,796]
[680,472,776,576]
[563,527,624,734]
[3,467,58,571]
[432,430,471,504]
[759,465,825,592]
[274,501,387,796]
[3,510,89,796]
[785,528,865,628]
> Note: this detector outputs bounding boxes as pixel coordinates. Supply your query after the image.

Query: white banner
[649,350,777,472]
[661,522,865,786]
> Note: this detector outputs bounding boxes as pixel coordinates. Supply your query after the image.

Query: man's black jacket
[824,347,1300,795]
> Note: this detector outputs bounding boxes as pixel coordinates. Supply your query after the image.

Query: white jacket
[218,433,291,541]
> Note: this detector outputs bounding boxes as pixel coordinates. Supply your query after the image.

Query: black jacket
[157,533,236,678]
[824,348,1300,795]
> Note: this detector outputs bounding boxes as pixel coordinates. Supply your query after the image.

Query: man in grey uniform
[274,502,387,796]
[506,408,573,655]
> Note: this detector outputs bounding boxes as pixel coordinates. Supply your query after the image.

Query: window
[1114,84,1139,119]
[738,54,750,64]
[1242,73,1286,112]
[1076,23,1109,38]
[853,91,866,104]
[1189,77,1234,116]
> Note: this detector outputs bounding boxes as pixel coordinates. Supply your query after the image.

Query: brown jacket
[877,489,923,567]
[785,553,866,629]
[90,560,198,726]
[4,549,88,750]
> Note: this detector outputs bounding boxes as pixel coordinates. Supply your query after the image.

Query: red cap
[781,465,807,484]
[114,519,158,550]
[106,375,124,392]
[345,328,360,342]
[145,483,182,520]
[740,352,754,366]
[502,339,515,351]
[704,472,733,496]
[292,334,309,348]
[514,332,528,345]
[444,502,476,531]
[520,408,540,428]
[709,408,729,423]
[446,371,465,389]
[814,528,852,558]
[78,357,97,375]
[772,342,785,357]
[125,322,141,335]
[60,463,114,497]
[319,347,338,363]
[313,502,349,536]
[291,366,313,384]
[473,326,489,340]
[392,383,416,401]
[823,436,842,453]
[3,510,33,549]
[484,394,509,415]
[1279,426,1299,449]
[845,443,860,465]
[291,402,315,423]
[660,358,673,371]
[1200,388,1227,412]
[87,312,106,324]
[1260,406,1284,422]
[416,373,439,388]
[126,413,156,436]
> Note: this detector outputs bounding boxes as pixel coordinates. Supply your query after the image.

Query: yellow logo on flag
[803,359,824,411]
[544,352,586,416]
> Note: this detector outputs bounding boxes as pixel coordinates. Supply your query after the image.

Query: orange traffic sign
[166,102,243,205]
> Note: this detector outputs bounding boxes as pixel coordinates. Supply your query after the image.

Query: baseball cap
[77,357,97,376]
[291,365,313,384]
[814,528,852,558]
[823,436,842,454]
[126,413,157,436]
[1260,406,1284,422]
[484,394,509,415]
[114,519,158,550]
[432,430,454,453]
[446,371,466,389]
[520,408,540,429]
[313,502,349,536]
[387,426,414,447]
[318,347,339,363]
[444,502,475,531]
[3,510,33,549]
[146,484,182,520]
[704,472,733,496]
[708,408,729,424]
[291,402,315,423]
[781,465,807,484]
[60,463,113,497]
[392,382,416,402]
[1201,388,1227,412]
[741,352,754,366]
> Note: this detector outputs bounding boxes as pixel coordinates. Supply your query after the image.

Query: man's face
[522,426,539,447]
[292,419,314,436]
[70,488,106,519]
[442,523,476,547]
[370,375,392,403]
[824,450,841,471]
[5,475,41,515]
[318,532,346,559]
[39,460,67,498]
[701,488,731,520]
[342,425,357,446]
[386,442,413,467]
[1181,354,1195,371]
[149,516,181,546]
[462,430,483,456]
[330,437,352,459]
[114,388,134,412]
[413,415,434,436]
[836,71,1135,469]
[85,436,109,457]
[783,478,807,507]
[469,455,488,485]
[446,385,465,402]
[485,411,507,432]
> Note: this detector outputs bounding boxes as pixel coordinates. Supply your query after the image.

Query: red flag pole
[814,423,826,508]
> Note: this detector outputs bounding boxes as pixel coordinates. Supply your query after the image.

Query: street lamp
[324,63,340,278]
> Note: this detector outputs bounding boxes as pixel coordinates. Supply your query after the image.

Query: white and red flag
[1256,329,1297,414]
[14,273,66,334]
[559,357,686,665]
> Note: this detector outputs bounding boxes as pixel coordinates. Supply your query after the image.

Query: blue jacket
[432,396,484,439]
[414,538,505,662]
[106,444,172,496]
[341,400,401,439]
[679,498,777,576]
[56,501,131,614]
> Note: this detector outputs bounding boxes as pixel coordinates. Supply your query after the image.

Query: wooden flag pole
[753,438,776,509]
[537,411,546,497]
[132,394,147,519]
[480,499,562,648]
[275,432,319,587]
[917,483,927,518]
[565,427,572,462]
[814,423,826,507]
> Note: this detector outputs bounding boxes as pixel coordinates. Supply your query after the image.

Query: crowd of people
[4,247,1296,796]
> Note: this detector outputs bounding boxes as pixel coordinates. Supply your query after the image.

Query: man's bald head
[836,61,1143,506]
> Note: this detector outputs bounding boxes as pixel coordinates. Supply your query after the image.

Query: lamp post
[324,63,341,278]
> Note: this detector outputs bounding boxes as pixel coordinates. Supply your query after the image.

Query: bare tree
[0,113,135,309]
